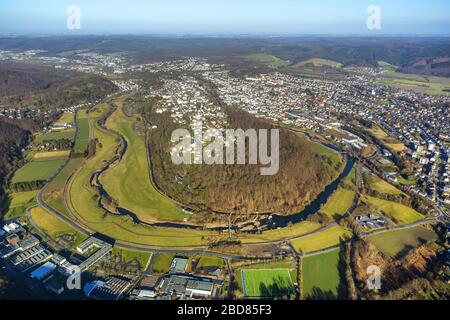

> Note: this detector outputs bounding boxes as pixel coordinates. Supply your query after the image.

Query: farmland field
[362,195,424,225]
[12,156,67,183]
[290,226,352,254]
[302,248,344,300]
[368,226,438,257]
[102,99,186,222]
[241,269,295,298]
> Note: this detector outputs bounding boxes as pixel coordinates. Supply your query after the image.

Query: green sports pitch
[241,269,295,298]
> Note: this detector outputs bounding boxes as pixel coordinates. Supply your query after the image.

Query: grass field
[320,187,355,218]
[35,130,76,144]
[34,151,71,159]
[12,156,67,183]
[293,58,343,68]
[197,256,224,269]
[30,206,88,249]
[3,191,38,220]
[368,226,438,258]
[362,195,424,225]
[241,269,295,298]
[151,253,176,274]
[102,99,186,222]
[73,110,90,154]
[290,226,352,254]
[367,175,407,197]
[302,248,344,300]
[241,54,291,68]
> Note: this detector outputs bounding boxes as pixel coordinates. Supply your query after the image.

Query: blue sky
[0,0,449,35]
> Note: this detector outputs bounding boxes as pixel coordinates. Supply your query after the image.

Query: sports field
[102,99,186,222]
[12,156,67,183]
[362,195,424,225]
[302,248,343,300]
[368,226,438,257]
[241,269,295,298]
[290,226,352,254]
[73,110,90,154]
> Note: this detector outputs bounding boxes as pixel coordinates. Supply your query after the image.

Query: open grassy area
[197,256,225,269]
[311,143,342,172]
[102,99,186,222]
[73,110,89,154]
[302,248,344,300]
[35,130,76,143]
[241,54,291,68]
[241,269,295,298]
[293,58,343,68]
[111,247,151,270]
[151,253,175,274]
[30,206,88,249]
[362,195,424,225]
[367,174,407,197]
[12,156,67,183]
[239,221,321,243]
[368,226,438,258]
[2,191,38,220]
[291,226,352,254]
[320,187,355,218]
